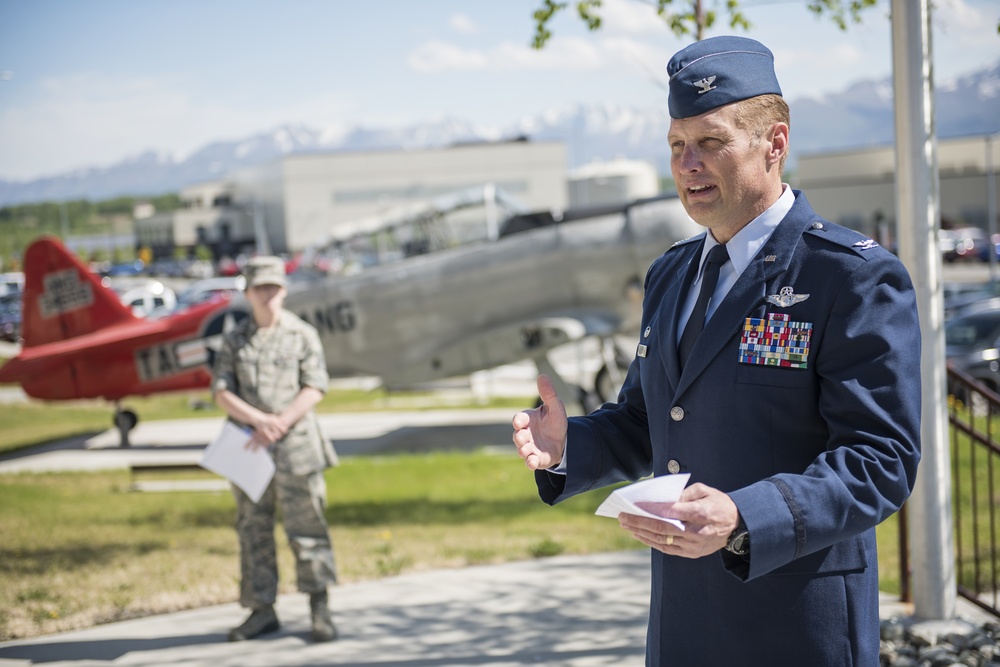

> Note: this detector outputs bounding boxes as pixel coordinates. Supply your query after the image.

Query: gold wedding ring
[666,535,674,546]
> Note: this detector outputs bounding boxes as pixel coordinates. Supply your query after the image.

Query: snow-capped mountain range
[1,60,997,207]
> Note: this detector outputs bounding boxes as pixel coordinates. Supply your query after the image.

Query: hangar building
[136,139,567,259]
[795,134,1000,244]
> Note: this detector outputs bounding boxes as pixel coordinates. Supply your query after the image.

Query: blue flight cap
[666,36,782,119]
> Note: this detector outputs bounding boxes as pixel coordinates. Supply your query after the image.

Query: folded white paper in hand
[200,420,276,504]
[595,473,690,530]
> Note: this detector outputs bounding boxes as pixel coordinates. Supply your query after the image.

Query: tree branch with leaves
[532,0,878,47]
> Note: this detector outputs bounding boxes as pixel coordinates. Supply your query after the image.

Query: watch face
[729,532,749,555]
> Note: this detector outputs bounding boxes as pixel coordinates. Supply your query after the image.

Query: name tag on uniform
[739,313,812,369]
[637,344,648,358]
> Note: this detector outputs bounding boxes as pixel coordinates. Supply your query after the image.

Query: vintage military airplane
[0,235,246,445]
[284,185,700,410]
[0,187,700,445]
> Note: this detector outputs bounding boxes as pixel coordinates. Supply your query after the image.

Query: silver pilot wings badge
[766,286,810,308]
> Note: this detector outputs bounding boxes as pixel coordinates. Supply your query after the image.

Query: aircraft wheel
[594,361,629,404]
[581,389,603,415]
[115,408,138,431]
[114,408,138,447]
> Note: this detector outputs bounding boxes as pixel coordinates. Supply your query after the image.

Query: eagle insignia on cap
[694,75,717,94]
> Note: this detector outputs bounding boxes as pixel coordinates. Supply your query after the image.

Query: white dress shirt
[676,184,794,338]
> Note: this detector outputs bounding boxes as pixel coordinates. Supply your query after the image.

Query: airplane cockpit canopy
[296,184,528,278]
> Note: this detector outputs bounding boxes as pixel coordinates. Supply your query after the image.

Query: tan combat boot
[228,605,279,641]
[309,590,338,642]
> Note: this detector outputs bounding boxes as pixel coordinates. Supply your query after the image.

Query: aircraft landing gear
[532,338,631,415]
[114,405,138,448]
[594,338,631,404]
[532,354,595,416]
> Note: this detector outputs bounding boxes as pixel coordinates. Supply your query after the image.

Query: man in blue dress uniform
[512,36,921,666]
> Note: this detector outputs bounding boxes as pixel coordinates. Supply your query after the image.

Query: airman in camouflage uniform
[212,256,339,643]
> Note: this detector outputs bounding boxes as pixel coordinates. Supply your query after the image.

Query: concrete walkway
[0,551,651,667]
[0,409,520,474]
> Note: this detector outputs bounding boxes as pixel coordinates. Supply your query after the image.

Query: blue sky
[0,0,997,182]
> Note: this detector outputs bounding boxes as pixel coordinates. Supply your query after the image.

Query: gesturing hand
[512,374,568,471]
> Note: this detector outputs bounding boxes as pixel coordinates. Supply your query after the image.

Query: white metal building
[135,181,252,259]
[795,134,1000,243]
[135,139,567,259]
[568,158,659,208]
[227,139,568,256]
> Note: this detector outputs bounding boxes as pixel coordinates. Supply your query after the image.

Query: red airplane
[0,236,246,445]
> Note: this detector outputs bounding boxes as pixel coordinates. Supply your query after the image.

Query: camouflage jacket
[212,309,338,474]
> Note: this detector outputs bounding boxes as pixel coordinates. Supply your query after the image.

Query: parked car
[179,276,244,305]
[149,276,245,318]
[0,292,21,342]
[147,258,186,277]
[943,227,999,263]
[945,301,1000,394]
[0,272,24,298]
[939,229,958,259]
[104,277,177,318]
[104,259,146,276]
[217,257,242,276]
[944,281,1000,319]
[183,259,215,279]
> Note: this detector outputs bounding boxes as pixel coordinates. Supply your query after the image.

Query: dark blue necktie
[678,244,729,369]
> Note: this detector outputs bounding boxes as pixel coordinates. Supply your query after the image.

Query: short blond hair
[733,94,790,172]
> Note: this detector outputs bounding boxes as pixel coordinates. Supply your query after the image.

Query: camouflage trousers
[232,469,338,609]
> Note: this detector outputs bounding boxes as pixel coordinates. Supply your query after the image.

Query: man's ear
[766,122,789,168]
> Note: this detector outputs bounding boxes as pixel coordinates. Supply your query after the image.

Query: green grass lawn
[0,451,637,641]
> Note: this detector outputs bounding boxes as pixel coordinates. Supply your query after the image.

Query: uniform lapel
[673,198,815,396]
[658,239,703,390]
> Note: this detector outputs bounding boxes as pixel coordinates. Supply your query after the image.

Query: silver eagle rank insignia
[693,75,717,94]
[766,286,810,308]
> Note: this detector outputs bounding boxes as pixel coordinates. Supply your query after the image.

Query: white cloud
[449,13,479,34]
[934,0,989,33]
[406,40,490,72]
[493,36,607,70]
[931,0,999,73]
[403,0,673,79]
[773,42,868,74]
[598,0,671,36]
[601,37,673,69]
[0,72,354,180]
[406,33,668,75]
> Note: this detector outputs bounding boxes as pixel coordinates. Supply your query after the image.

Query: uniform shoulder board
[668,232,705,251]
[805,220,880,254]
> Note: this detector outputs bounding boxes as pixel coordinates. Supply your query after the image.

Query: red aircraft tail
[20,235,136,348]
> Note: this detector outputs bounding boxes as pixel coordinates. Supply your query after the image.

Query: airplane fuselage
[285,196,700,387]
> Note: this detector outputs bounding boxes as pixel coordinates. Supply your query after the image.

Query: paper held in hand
[595,473,690,530]
[200,420,276,503]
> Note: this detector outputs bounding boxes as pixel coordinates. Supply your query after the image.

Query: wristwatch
[725,518,750,556]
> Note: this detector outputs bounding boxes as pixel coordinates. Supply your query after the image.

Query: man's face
[668,103,783,242]
[246,283,286,320]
